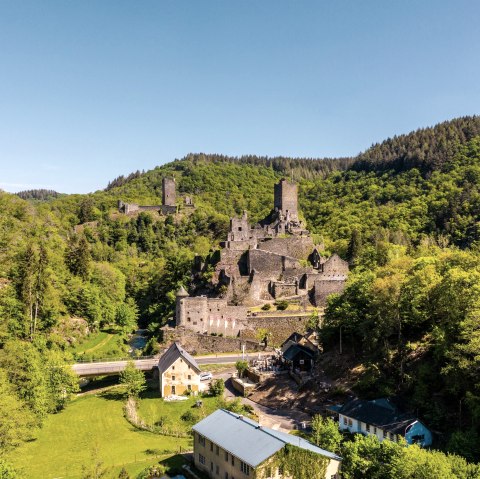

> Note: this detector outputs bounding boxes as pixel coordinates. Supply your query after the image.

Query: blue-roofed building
[328,398,433,447]
[192,409,342,479]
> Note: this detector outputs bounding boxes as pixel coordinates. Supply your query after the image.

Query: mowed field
[8,390,191,478]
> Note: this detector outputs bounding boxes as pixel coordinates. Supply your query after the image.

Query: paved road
[72,352,272,377]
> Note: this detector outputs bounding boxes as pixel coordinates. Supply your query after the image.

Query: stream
[128,329,148,355]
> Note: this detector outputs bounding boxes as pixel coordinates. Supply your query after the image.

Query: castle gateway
[176,179,348,338]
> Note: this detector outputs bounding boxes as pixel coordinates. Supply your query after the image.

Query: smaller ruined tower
[274,178,298,218]
[175,285,189,327]
[162,177,176,206]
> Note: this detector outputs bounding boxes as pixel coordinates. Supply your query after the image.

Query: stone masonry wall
[314,279,346,306]
[162,327,263,355]
[248,249,287,277]
[258,236,314,259]
[240,314,315,346]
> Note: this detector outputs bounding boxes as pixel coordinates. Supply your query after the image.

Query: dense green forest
[2,116,480,475]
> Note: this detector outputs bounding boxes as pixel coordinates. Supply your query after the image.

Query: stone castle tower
[274,178,298,218]
[162,177,176,206]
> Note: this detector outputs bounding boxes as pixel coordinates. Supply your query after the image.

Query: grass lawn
[69,329,128,360]
[8,389,191,479]
[199,363,235,372]
[137,391,221,436]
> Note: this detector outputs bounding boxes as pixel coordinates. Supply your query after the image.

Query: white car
[200,372,213,381]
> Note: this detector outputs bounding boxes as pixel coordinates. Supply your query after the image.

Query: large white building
[192,409,342,479]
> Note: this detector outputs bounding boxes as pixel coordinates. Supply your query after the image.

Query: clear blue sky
[1,1,479,193]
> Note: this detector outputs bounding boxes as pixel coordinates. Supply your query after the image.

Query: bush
[275,300,289,310]
[261,303,271,311]
[180,410,199,423]
[209,379,225,397]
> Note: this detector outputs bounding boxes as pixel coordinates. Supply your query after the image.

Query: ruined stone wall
[178,296,209,330]
[314,279,346,306]
[139,205,162,212]
[321,254,349,277]
[241,314,314,346]
[215,248,248,280]
[162,177,176,206]
[273,282,297,299]
[247,274,272,303]
[228,215,251,241]
[162,327,263,355]
[247,249,286,277]
[258,237,314,259]
[159,205,177,215]
[179,296,248,335]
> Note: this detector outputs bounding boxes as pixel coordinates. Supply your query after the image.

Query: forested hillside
[2,116,480,473]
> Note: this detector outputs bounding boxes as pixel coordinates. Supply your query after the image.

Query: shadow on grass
[99,389,126,401]
[140,387,161,400]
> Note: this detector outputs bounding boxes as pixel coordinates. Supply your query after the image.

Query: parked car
[200,372,213,381]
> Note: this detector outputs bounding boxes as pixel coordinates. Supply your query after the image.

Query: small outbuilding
[283,343,316,372]
[158,342,201,397]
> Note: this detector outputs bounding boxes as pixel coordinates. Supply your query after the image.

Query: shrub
[180,410,199,423]
[261,303,271,311]
[275,300,289,310]
[209,379,225,397]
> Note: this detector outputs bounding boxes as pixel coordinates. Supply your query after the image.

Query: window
[373,426,377,434]
[210,441,214,452]
[198,434,206,447]
[225,473,228,479]
[172,385,176,394]
[366,424,370,432]
[216,445,219,455]
[199,454,205,465]
[188,385,192,391]
[348,418,352,427]
[343,417,347,426]
[225,451,229,461]
[211,461,214,471]
[188,375,192,380]
[172,366,175,370]
[216,464,219,475]
[240,461,250,475]
[231,456,235,466]
[172,375,176,381]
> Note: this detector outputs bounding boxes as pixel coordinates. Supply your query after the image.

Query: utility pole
[339,325,343,355]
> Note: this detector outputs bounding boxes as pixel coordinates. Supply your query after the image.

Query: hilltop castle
[118,177,193,215]
[175,179,348,338]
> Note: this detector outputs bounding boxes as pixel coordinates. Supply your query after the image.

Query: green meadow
[8,390,191,479]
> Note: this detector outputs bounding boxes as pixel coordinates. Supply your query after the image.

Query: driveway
[212,369,311,432]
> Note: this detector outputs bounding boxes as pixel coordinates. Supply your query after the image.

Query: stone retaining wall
[161,327,264,355]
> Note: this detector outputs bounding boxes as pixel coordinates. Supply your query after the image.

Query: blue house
[329,398,433,447]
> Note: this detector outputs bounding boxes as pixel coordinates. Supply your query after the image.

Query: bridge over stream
[72,352,271,377]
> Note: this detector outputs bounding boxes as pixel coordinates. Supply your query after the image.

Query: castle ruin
[118,176,178,215]
[175,179,349,339]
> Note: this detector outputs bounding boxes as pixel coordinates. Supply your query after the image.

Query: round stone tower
[175,285,189,327]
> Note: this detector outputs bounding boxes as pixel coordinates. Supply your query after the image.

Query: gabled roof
[281,332,304,348]
[158,342,201,374]
[283,343,315,361]
[336,398,425,435]
[193,409,341,468]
